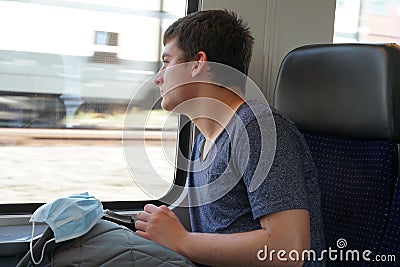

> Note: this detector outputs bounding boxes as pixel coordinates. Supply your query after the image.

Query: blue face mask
[29,192,103,264]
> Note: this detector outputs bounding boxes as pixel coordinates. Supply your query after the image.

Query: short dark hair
[164,10,254,77]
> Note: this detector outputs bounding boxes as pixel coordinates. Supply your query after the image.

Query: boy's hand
[135,204,189,254]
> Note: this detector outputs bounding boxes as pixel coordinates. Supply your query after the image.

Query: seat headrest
[274,43,400,142]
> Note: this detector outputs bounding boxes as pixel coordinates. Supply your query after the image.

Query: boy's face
[153,38,195,112]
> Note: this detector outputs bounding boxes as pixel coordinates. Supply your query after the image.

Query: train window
[94,31,119,46]
[0,0,188,209]
[334,0,400,43]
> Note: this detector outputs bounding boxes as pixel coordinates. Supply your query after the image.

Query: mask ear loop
[30,221,56,265]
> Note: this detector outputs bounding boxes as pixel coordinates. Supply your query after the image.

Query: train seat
[274,43,400,266]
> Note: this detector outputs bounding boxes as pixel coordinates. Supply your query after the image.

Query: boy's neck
[192,97,244,140]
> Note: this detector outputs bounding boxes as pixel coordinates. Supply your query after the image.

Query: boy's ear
[191,51,207,77]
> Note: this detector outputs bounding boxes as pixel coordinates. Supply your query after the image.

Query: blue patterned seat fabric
[377,170,400,265]
[302,131,398,266]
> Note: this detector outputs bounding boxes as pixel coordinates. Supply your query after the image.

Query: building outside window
[334,0,400,44]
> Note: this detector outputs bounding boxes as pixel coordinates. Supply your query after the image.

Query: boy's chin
[160,99,175,112]
[161,100,191,116]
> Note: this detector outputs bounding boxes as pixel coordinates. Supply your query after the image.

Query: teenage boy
[135,10,324,267]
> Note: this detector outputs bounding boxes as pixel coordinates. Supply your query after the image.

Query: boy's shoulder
[237,100,299,132]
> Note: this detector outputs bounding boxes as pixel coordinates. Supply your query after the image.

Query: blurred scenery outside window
[0,0,186,203]
[334,0,400,44]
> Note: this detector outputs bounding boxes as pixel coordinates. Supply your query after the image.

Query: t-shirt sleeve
[233,115,311,220]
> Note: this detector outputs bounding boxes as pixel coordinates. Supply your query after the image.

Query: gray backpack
[17,219,195,267]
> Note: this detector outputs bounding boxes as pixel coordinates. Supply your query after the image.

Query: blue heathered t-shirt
[188,100,325,266]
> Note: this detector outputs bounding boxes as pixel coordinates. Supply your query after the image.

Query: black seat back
[274,43,400,266]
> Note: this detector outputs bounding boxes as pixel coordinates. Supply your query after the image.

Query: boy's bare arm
[135,204,310,267]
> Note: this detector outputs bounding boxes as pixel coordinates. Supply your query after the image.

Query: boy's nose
[153,69,164,86]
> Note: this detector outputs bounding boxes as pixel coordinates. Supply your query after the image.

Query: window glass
[0,0,186,203]
[334,0,400,44]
